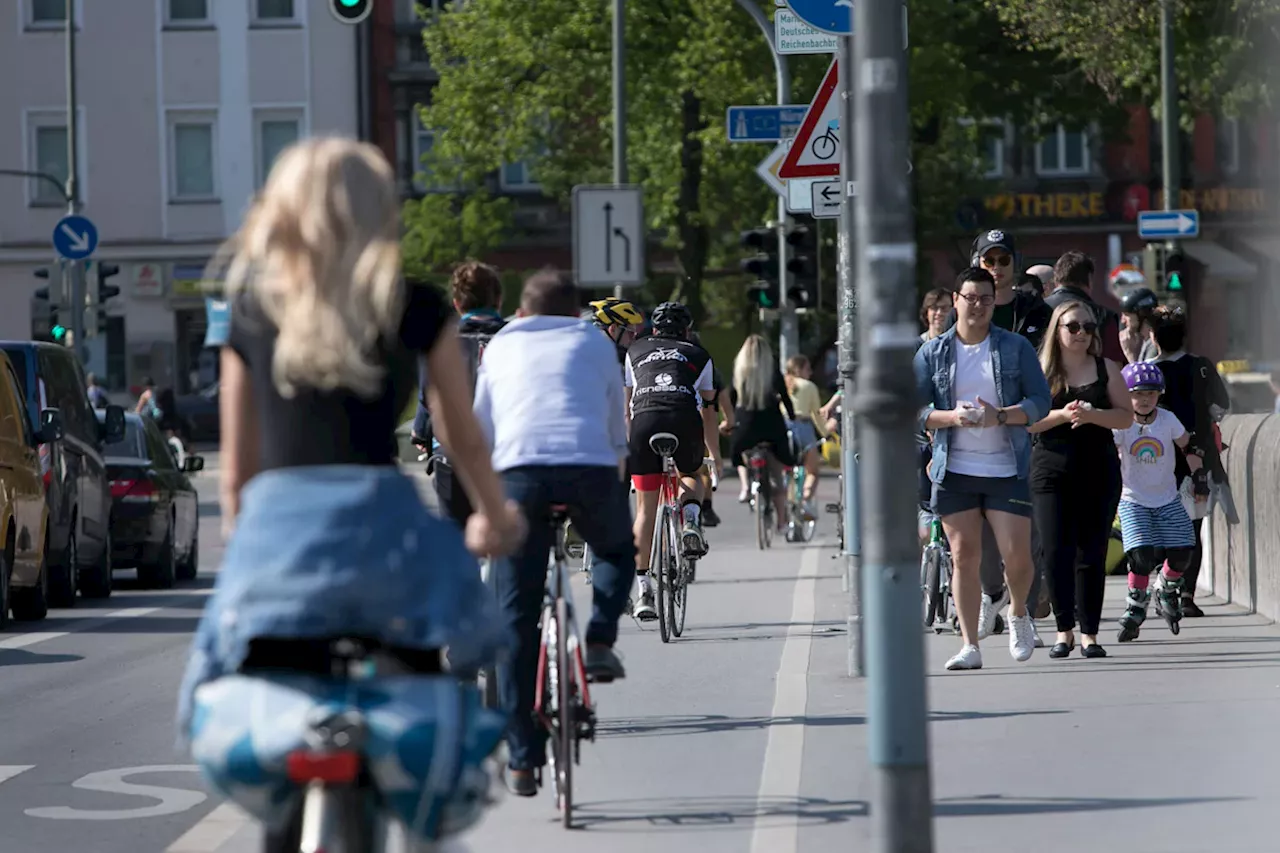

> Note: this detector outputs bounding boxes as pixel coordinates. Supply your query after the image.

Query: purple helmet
[1122,361,1165,393]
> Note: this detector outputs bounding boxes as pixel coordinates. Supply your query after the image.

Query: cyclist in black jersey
[624,302,717,621]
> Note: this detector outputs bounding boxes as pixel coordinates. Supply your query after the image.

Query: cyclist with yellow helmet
[586,297,645,364]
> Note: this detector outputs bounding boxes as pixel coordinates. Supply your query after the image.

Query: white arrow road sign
[571,185,645,287]
[810,180,842,218]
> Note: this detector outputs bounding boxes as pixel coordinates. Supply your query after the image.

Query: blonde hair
[213,137,404,399]
[733,334,775,410]
[784,354,809,394]
[1038,299,1101,398]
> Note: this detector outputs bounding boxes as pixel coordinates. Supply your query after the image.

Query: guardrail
[1202,414,1280,622]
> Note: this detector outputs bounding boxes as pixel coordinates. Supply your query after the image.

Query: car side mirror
[101,405,126,443]
[183,455,205,473]
[38,408,64,443]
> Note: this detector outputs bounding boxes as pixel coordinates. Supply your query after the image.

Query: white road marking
[106,607,161,618]
[0,632,68,649]
[749,544,819,853]
[25,765,206,820]
[165,802,252,852]
[0,597,205,651]
[0,766,35,785]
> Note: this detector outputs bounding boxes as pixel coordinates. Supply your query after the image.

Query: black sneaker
[585,644,626,683]
[1181,597,1204,618]
[702,502,721,527]
[505,768,538,797]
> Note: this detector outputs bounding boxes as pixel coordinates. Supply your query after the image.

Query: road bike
[534,504,597,828]
[746,443,777,551]
[646,432,694,642]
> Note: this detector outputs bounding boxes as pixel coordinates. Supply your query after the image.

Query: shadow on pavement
[695,574,841,585]
[570,794,867,832]
[82,616,203,634]
[0,648,83,666]
[935,794,1245,816]
[599,708,1066,738]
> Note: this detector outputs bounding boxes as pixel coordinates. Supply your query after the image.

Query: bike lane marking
[165,802,251,852]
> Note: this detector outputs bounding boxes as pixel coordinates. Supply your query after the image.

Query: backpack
[457,330,494,398]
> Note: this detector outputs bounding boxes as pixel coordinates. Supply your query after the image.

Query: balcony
[389,23,436,84]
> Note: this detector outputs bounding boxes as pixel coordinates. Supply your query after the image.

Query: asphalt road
[2,455,1278,853]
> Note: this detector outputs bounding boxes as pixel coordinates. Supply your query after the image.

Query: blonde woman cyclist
[176,139,525,845]
[783,354,826,518]
[728,335,795,526]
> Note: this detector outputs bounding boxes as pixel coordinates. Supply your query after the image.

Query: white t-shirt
[1114,408,1186,507]
[947,335,1016,478]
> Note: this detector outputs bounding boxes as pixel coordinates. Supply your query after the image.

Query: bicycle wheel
[656,507,672,644]
[668,513,688,637]
[552,595,574,828]
[754,486,768,550]
[922,548,943,629]
[794,470,817,543]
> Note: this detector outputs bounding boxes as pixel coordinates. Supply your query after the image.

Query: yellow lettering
[1089,192,1104,216]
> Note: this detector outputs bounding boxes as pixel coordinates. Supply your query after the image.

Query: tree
[401,190,514,283]
[986,0,1280,120]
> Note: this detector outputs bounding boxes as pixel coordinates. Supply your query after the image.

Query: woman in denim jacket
[913,267,1052,671]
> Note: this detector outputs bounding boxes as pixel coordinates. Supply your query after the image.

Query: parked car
[0,342,124,605]
[98,411,202,588]
[0,350,63,625]
[175,381,219,443]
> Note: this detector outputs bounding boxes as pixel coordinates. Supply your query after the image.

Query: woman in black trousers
[1028,301,1133,658]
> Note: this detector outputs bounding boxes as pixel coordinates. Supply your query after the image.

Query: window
[411,116,450,193]
[1036,125,1091,176]
[254,0,296,22]
[25,109,84,206]
[500,161,541,192]
[168,112,217,201]
[1218,117,1240,175]
[167,0,209,24]
[29,0,66,24]
[255,110,302,187]
[959,118,1005,179]
[143,420,178,469]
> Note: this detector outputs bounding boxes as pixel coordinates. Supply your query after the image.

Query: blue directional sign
[785,0,854,36]
[52,214,99,260]
[1137,209,1200,241]
[726,105,808,143]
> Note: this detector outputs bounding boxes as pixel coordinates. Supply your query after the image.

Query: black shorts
[629,409,704,487]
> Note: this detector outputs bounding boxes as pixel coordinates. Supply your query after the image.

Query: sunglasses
[957,293,994,306]
[981,254,1012,268]
[1063,321,1098,335]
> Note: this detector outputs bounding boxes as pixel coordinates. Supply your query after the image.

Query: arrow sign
[778,59,840,179]
[810,179,842,218]
[572,185,645,287]
[1137,209,1200,240]
[52,214,99,261]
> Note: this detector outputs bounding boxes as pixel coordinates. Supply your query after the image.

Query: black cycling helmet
[1119,286,1159,316]
[650,301,692,336]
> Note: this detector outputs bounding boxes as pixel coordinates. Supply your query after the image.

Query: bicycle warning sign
[778,59,841,180]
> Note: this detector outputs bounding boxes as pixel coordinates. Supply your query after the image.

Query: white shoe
[1008,609,1036,662]
[1031,622,1045,648]
[945,644,983,671]
[977,588,1009,640]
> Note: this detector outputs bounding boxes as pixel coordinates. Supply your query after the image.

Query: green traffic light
[51,324,66,339]
[339,0,359,5]
[1168,272,1183,291]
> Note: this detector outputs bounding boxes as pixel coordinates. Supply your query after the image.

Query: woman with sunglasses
[1028,301,1133,659]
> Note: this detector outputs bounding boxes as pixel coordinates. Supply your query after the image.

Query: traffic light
[32,268,65,342]
[784,225,817,308]
[97,262,121,302]
[329,0,373,24]
[741,227,780,309]
[1164,249,1186,293]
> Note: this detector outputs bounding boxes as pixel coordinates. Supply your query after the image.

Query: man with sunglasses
[1043,251,1125,363]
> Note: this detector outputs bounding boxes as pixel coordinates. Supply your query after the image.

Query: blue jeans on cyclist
[492,465,635,776]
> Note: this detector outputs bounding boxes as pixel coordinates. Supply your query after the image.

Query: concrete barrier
[1202,413,1280,622]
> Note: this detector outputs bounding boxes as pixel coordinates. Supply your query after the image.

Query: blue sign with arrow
[1137,209,1200,241]
[726,105,808,142]
[785,0,854,36]
[52,214,99,260]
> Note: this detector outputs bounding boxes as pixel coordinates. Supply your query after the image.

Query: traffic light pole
[65,0,87,362]
[851,2,934,851]
[611,0,627,300]
[1159,0,1180,256]
[733,0,797,363]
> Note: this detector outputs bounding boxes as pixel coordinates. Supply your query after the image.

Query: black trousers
[1031,449,1121,635]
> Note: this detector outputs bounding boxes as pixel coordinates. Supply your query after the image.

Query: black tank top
[1035,357,1115,458]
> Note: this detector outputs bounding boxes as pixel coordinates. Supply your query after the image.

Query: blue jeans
[494,465,635,770]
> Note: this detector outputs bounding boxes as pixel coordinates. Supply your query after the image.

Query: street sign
[1137,209,1200,240]
[52,214,98,261]
[775,7,838,54]
[778,59,840,179]
[784,0,853,35]
[726,104,807,143]
[810,180,841,218]
[571,185,645,287]
[786,178,818,214]
[755,141,791,199]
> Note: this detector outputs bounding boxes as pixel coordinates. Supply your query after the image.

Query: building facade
[0,0,360,392]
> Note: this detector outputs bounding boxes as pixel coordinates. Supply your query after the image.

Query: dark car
[98,412,202,588]
[0,342,124,604]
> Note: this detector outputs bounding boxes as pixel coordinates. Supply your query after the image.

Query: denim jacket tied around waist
[913,325,1051,485]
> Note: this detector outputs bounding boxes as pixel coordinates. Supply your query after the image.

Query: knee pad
[1126,546,1163,575]
[1165,547,1195,574]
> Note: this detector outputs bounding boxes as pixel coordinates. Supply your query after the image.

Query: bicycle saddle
[550,503,571,523]
[648,432,679,457]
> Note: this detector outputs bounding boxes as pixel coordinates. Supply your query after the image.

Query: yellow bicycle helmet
[589,297,644,328]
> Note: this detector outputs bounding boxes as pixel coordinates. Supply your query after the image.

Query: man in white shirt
[473,270,635,797]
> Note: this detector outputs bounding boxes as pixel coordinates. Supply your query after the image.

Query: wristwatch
[996,408,1008,426]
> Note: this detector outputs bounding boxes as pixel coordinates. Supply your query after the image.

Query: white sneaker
[977,588,1009,640]
[945,644,983,671]
[1031,621,1044,648]
[1008,609,1036,662]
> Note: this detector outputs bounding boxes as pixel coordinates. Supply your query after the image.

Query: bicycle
[535,503,597,829]
[746,443,777,551]
[920,515,957,634]
[810,120,838,161]
[783,435,822,544]
[646,432,694,643]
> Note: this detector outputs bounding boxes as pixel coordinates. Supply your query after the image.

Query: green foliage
[986,0,1280,120]
[401,190,514,281]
